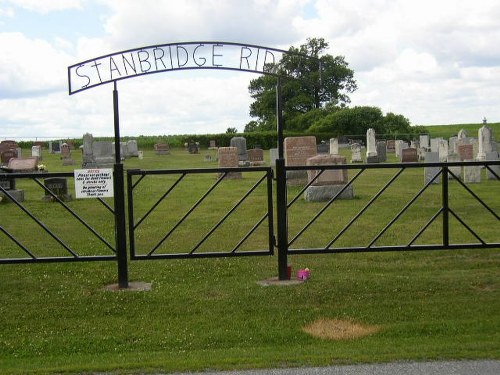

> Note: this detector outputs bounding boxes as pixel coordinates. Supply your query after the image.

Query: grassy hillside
[422,122,500,139]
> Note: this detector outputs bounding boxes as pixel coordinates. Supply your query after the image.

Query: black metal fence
[1,160,499,283]
[0,172,117,264]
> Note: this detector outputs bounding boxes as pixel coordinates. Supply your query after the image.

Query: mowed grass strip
[0,147,499,374]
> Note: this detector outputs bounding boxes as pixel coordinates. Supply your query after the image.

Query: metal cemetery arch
[68,41,320,287]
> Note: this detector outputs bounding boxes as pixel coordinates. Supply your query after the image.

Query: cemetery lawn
[0,148,499,374]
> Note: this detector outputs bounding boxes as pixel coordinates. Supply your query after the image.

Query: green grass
[0,146,499,374]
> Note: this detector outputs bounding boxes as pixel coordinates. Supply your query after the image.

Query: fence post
[275,77,289,280]
[442,165,449,247]
[113,82,129,288]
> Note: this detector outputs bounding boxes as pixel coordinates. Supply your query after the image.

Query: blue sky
[1,0,500,140]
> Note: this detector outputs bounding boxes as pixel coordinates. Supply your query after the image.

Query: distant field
[422,122,500,139]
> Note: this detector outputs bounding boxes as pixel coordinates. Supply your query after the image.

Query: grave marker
[217,147,241,179]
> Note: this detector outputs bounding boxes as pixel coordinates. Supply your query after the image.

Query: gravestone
[317,142,329,154]
[42,177,72,201]
[419,135,430,150]
[386,140,395,153]
[51,141,61,153]
[447,154,462,180]
[187,141,199,154]
[424,152,440,184]
[454,129,468,154]
[269,148,278,167]
[0,174,22,203]
[448,136,457,155]
[304,154,353,201]
[438,139,449,162]
[8,157,38,172]
[376,141,387,162]
[485,151,500,180]
[31,145,42,161]
[464,163,481,184]
[61,143,75,166]
[247,148,264,166]
[477,124,494,161]
[209,140,217,150]
[366,128,378,163]
[401,148,418,163]
[395,140,407,159]
[457,144,474,161]
[1,149,16,165]
[430,138,442,153]
[351,143,362,163]
[0,141,18,165]
[82,133,94,165]
[92,141,114,167]
[329,138,339,155]
[284,136,317,183]
[127,140,139,157]
[230,137,248,161]
[217,147,241,179]
[154,143,170,155]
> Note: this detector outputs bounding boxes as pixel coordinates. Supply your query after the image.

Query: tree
[226,127,238,134]
[247,37,357,132]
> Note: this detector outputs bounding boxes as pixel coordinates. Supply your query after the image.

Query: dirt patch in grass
[302,318,382,340]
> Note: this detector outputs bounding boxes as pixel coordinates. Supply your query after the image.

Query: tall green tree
[245,38,357,132]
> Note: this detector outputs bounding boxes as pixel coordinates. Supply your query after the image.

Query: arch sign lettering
[68,41,315,95]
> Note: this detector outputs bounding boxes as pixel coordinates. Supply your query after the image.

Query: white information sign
[74,169,114,198]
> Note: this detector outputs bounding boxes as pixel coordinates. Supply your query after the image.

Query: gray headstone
[463,163,481,184]
[43,177,72,201]
[230,137,248,161]
[269,148,278,167]
[351,143,362,163]
[127,140,139,157]
[376,141,387,162]
[424,152,440,184]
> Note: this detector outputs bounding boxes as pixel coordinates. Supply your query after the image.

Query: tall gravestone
[269,148,278,167]
[230,137,248,162]
[376,141,387,162]
[329,138,339,155]
[82,133,94,167]
[477,124,494,161]
[419,135,430,150]
[438,139,449,162]
[351,143,362,163]
[366,128,378,163]
[31,145,42,161]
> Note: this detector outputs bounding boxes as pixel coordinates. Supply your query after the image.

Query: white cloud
[0,32,73,98]
[2,0,500,140]
[5,0,83,14]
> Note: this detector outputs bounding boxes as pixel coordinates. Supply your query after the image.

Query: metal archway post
[113,82,129,288]
[275,77,289,280]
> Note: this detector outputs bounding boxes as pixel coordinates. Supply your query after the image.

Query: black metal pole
[113,81,129,288]
[442,165,449,247]
[276,78,288,280]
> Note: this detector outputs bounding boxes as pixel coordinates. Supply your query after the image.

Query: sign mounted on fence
[68,41,316,94]
[74,169,114,198]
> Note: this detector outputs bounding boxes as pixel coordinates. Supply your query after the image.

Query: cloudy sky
[1,0,499,140]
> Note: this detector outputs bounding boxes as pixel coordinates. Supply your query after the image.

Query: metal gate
[127,166,275,259]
